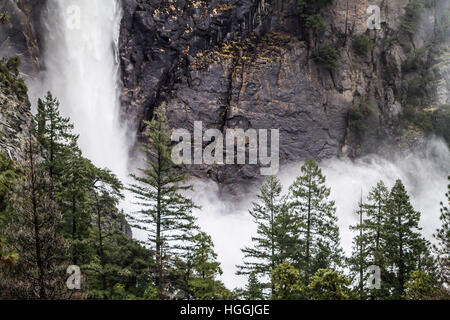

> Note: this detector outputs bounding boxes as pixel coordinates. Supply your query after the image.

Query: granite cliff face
[0,0,43,159]
[118,0,449,192]
[0,0,41,76]
[0,68,31,161]
[1,0,448,193]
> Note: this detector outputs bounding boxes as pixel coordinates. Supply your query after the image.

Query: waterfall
[39,0,130,180]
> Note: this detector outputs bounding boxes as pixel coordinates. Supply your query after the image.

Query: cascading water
[40,0,130,179]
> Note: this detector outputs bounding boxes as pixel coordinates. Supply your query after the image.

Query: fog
[192,138,450,289]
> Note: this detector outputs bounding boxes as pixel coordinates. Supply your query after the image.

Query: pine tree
[288,159,343,283]
[0,131,68,299]
[237,176,296,296]
[86,229,155,300]
[187,232,230,300]
[347,192,369,297]
[128,103,198,299]
[89,167,124,298]
[307,268,352,300]
[0,152,19,268]
[59,155,97,264]
[433,176,449,286]
[363,181,389,268]
[0,11,9,25]
[271,262,304,300]
[384,179,430,298]
[33,92,91,264]
[243,272,265,300]
[347,181,390,299]
[34,92,79,193]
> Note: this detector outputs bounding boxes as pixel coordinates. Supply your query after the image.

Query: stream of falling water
[40,0,130,180]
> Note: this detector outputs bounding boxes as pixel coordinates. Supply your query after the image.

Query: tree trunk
[29,134,46,299]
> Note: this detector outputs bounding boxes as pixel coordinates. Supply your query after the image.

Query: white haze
[33,0,449,292]
[192,138,450,289]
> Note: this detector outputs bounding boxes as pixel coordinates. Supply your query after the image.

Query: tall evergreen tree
[243,272,265,300]
[237,176,296,296]
[363,181,389,268]
[87,167,124,298]
[384,179,430,298]
[0,151,19,268]
[128,103,198,299]
[288,159,343,283]
[34,92,79,192]
[187,232,230,300]
[347,192,369,297]
[347,181,390,299]
[59,155,97,264]
[33,92,92,264]
[0,131,68,299]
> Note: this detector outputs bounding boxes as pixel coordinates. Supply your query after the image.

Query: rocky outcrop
[119,0,450,193]
[0,0,42,159]
[2,0,447,194]
[119,0,274,131]
[0,63,32,160]
[0,0,42,76]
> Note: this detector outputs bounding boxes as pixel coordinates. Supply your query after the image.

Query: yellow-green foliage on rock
[192,32,296,70]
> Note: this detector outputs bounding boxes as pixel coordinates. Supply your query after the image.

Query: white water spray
[192,138,450,289]
[40,0,130,179]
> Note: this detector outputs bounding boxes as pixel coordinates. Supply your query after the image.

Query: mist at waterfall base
[30,0,449,292]
[190,138,449,290]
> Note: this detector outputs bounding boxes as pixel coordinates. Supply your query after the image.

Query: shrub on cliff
[400,1,424,35]
[348,101,374,138]
[312,42,340,70]
[0,57,28,99]
[352,35,373,57]
[0,11,10,25]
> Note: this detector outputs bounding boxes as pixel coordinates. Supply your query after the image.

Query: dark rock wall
[0,0,43,159]
[1,0,447,193]
[0,0,43,76]
[119,0,274,130]
[119,0,449,192]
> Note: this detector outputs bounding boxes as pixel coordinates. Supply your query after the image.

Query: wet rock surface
[2,0,448,194]
[120,0,443,192]
[0,0,42,76]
